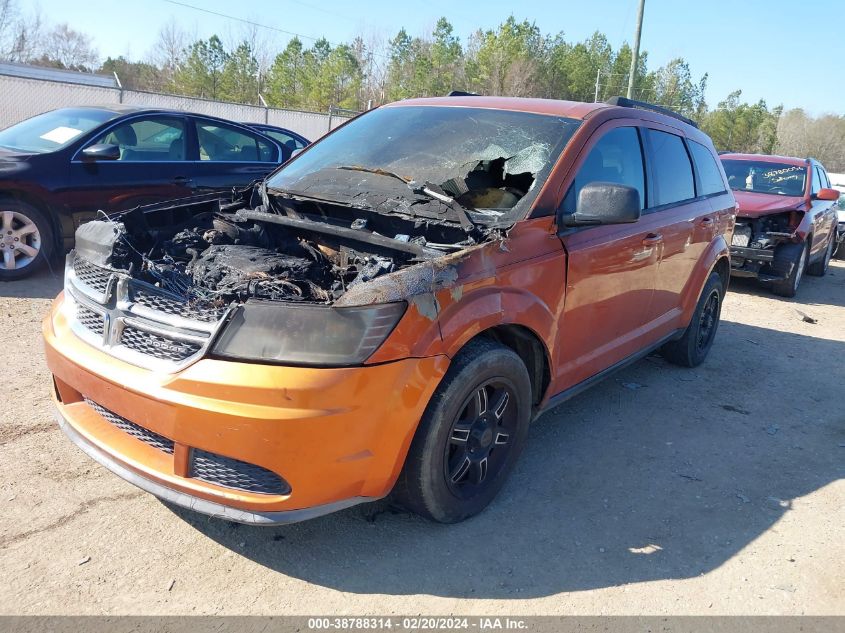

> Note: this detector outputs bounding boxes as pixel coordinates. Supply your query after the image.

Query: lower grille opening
[191,449,291,496]
[85,398,175,455]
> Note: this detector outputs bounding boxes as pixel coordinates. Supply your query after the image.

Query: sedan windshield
[721,160,807,197]
[267,106,580,218]
[0,108,119,153]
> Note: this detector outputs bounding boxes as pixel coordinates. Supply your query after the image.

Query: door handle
[698,217,714,226]
[642,233,663,246]
[172,176,193,185]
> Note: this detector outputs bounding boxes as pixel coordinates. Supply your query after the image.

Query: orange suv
[44,96,736,524]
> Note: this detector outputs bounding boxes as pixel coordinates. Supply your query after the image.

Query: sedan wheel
[0,210,42,272]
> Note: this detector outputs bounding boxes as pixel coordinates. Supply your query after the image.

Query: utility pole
[626,0,646,99]
[594,68,601,102]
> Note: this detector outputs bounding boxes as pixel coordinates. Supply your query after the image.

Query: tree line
[1,1,844,171]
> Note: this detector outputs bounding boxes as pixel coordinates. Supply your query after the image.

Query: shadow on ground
[171,319,845,598]
[0,264,63,299]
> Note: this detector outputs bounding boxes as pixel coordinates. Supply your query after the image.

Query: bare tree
[0,0,16,54]
[38,22,98,70]
[150,18,190,83]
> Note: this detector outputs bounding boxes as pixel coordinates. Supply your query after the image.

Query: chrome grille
[76,304,104,336]
[120,325,202,362]
[66,252,227,372]
[131,288,223,323]
[191,449,290,495]
[72,255,113,294]
[85,398,174,454]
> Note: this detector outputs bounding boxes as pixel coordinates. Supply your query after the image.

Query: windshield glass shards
[267,106,580,224]
[722,160,808,197]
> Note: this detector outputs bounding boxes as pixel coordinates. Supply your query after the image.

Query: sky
[30,0,845,115]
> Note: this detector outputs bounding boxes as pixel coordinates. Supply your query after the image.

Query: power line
[162,0,394,62]
[163,0,321,42]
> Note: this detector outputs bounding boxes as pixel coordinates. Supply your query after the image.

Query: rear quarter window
[688,140,726,196]
[646,129,695,207]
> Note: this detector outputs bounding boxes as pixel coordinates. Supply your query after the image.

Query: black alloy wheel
[444,379,517,499]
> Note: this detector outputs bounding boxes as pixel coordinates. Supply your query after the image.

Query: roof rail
[447,90,479,97]
[605,96,698,128]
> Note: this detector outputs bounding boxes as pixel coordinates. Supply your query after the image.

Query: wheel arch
[466,324,551,409]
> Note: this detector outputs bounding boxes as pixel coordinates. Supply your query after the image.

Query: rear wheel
[807,233,834,276]
[0,202,54,281]
[771,241,808,297]
[393,338,532,523]
[661,271,724,368]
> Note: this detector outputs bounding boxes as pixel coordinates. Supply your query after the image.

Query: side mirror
[81,143,120,161]
[564,182,641,227]
[815,187,840,202]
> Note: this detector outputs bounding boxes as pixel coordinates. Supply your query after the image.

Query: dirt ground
[0,260,843,616]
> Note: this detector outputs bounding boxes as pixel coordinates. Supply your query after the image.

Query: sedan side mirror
[81,143,121,161]
[564,182,642,227]
[815,187,840,202]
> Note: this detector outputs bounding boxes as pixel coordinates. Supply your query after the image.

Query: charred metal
[73,183,502,311]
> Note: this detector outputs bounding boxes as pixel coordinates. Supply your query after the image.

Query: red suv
[720,153,839,296]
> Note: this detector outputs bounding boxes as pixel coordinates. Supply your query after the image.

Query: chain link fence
[0,71,353,141]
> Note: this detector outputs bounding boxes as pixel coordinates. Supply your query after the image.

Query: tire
[771,241,808,297]
[661,271,724,368]
[393,338,532,523]
[0,201,54,281]
[806,233,834,276]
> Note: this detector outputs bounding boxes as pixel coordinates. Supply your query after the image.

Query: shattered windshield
[267,105,580,220]
[721,160,808,197]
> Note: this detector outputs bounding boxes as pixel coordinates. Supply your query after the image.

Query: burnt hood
[733,190,806,218]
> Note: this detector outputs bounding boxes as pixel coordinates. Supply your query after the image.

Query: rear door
[188,118,281,194]
[66,114,193,218]
[641,127,716,330]
[555,123,662,389]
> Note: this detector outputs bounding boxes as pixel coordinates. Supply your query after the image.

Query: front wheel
[771,241,808,297]
[0,202,54,281]
[393,338,532,523]
[661,271,724,368]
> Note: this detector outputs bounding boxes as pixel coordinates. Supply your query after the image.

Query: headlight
[211,301,406,366]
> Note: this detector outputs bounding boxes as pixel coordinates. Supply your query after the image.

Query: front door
[66,115,194,220]
[554,124,661,390]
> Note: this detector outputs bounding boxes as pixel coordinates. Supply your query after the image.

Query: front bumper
[730,245,796,281]
[44,294,449,524]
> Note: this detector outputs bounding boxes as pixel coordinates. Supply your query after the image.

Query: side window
[819,167,830,189]
[195,121,277,162]
[93,117,187,161]
[811,166,822,194]
[562,126,645,214]
[688,140,726,196]
[265,130,306,151]
[645,129,695,207]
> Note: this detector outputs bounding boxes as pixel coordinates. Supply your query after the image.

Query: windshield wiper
[335,165,412,185]
[415,181,476,233]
